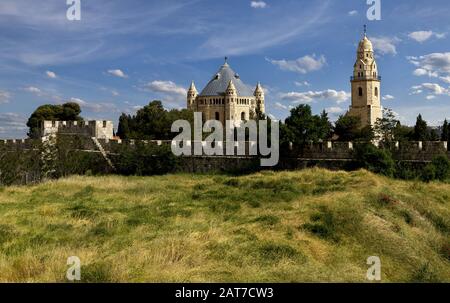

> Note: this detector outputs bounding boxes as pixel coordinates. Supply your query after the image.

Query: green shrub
[301,207,339,242]
[421,164,436,183]
[353,144,395,177]
[115,143,178,176]
[431,155,450,181]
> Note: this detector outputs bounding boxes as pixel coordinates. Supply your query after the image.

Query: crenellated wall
[1,137,449,161]
[40,120,114,139]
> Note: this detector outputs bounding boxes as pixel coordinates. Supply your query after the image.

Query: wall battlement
[40,120,114,139]
[1,137,449,161]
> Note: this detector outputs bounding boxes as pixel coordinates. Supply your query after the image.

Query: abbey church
[187,58,265,124]
[187,29,381,129]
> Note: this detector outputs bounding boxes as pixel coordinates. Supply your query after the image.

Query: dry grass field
[0,168,449,282]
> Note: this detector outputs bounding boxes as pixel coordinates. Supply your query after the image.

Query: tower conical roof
[188,81,197,92]
[359,35,373,51]
[254,82,263,93]
[199,60,254,97]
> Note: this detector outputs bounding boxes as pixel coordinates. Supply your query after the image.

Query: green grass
[0,168,449,282]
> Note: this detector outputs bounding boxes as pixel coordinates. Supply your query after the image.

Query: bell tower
[349,25,382,128]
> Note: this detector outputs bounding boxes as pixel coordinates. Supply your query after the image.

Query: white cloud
[267,113,277,121]
[111,90,119,97]
[0,90,11,104]
[294,81,311,87]
[69,97,117,113]
[348,10,358,16]
[144,80,187,96]
[142,80,187,107]
[382,94,395,100]
[274,102,288,110]
[426,95,436,100]
[408,30,446,43]
[413,68,438,77]
[24,86,42,95]
[411,83,450,96]
[371,36,400,56]
[107,69,128,78]
[440,76,450,84]
[193,2,329,59]
[0,113,27,137]
[408,53,450,81]
[267,54,326,74]
[280,89,350,104]
[326,106,344,114]
[46,70,57,79]
[250,1,267,9]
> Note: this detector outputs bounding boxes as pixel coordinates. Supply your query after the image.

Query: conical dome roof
[358,35,373,51]
[199,61,254,97]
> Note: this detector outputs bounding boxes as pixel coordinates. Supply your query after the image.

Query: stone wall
[2,138,449,161]
[2,137,450,185]
[40,120,114,139]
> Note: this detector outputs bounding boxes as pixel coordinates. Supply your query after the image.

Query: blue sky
[1,0,450,138]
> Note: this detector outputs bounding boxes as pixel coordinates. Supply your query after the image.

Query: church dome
[358,35,373,51]
[199,60,254,97]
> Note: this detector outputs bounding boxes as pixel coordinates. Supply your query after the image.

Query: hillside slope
[0,169,449,282]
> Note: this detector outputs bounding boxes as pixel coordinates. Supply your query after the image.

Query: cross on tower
[364,24,367,36]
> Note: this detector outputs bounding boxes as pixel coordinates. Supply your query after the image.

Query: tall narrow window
[215,112,220,121]
[374,87,378,97]
[358,87,363,97]
[241,112,246,121]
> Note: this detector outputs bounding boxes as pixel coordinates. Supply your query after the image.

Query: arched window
[358,87,363,97]
[215,112,220,120]
[374,87,378,97]
[241,112,246,121]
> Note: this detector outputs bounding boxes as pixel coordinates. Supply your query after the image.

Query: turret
[226,80,237,97]
[187,81,198,110]
[254,82,265,114]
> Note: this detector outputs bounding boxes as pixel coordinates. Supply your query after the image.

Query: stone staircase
[41,134,58,178]
[92,137,116,171]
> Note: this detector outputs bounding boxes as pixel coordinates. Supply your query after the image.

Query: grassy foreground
[0,168,449,282]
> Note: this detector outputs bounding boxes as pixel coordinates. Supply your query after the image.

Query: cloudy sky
[1,0,450,138]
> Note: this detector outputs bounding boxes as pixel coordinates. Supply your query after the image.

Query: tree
[354,143,396,177]
[334,115,360,141]
[374,108,399,144]
[317,110,333,141]
[413,114,429,141]
[117,114,131,139]
[393,121,413,142]
[116,100,194,140]
[282,104,331,148]
[429,129,440,141]
[27,102,83,138]
[441,119,449,142]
